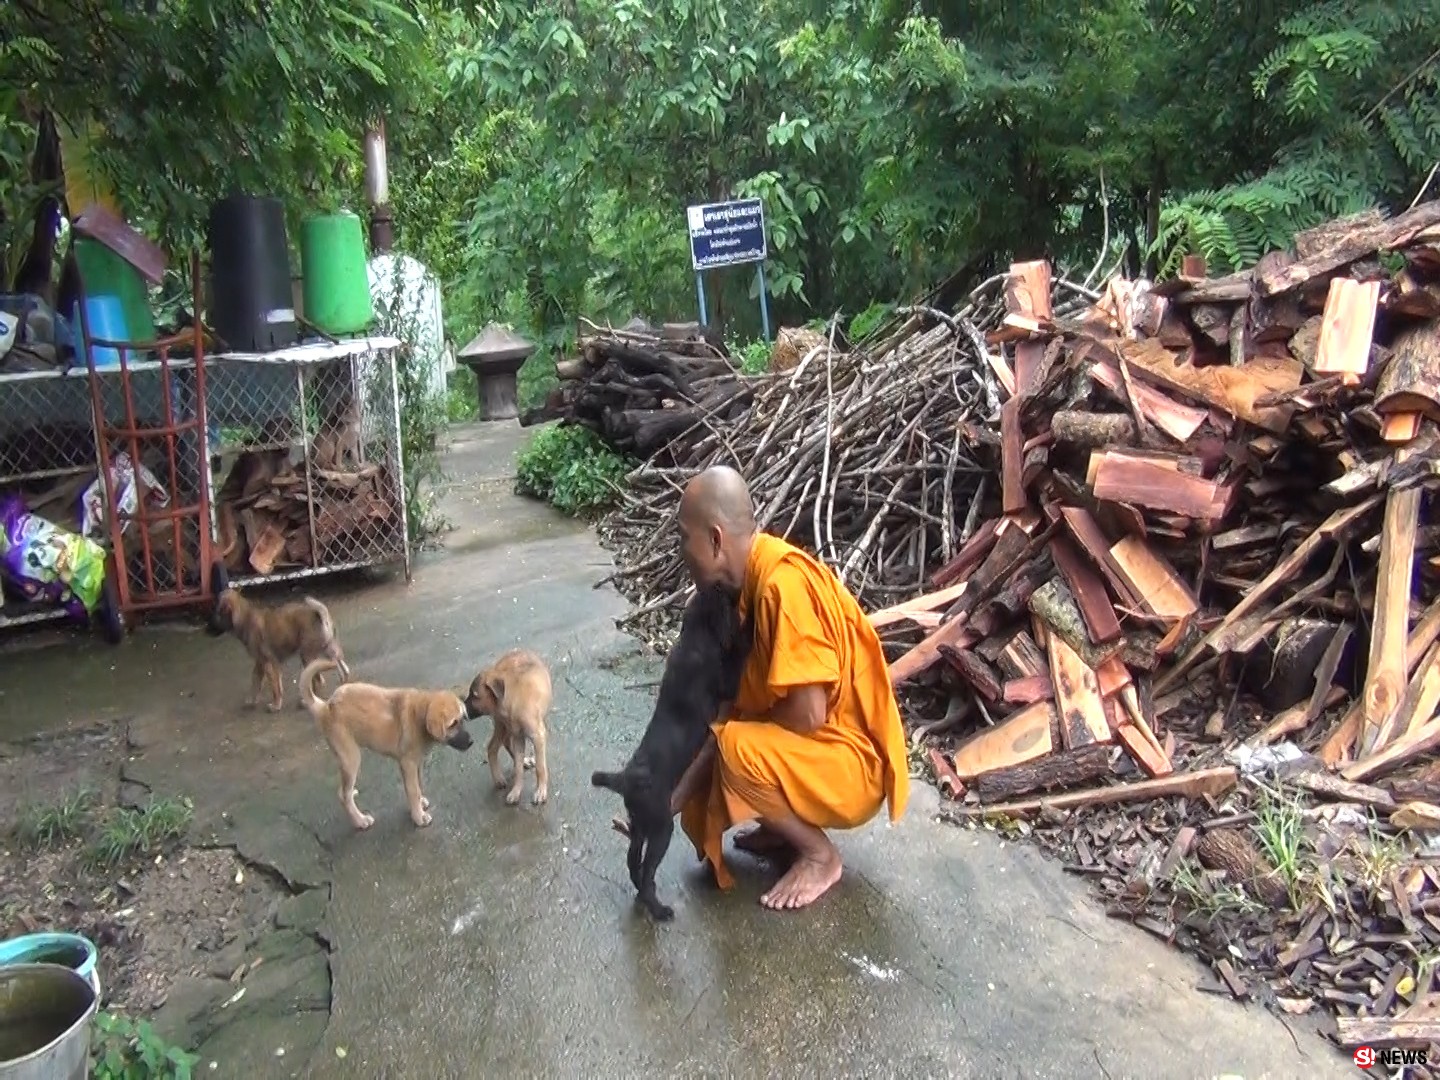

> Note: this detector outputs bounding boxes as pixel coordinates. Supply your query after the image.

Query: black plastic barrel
[206,195,298,353]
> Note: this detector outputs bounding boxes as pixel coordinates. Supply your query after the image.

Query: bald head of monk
[677,465,757,590]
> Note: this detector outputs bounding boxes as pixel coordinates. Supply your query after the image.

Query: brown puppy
[209,588,351,711]
[300,658,473,829]
[465,649,553,807]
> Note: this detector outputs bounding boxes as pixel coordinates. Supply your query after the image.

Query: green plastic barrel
[72,237,156,343]
[299,212,373,335]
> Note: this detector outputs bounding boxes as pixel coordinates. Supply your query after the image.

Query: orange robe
[679,532,910,889]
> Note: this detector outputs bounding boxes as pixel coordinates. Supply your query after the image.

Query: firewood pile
[867,201,1440,1061]
[213,448,399,576]
[522,319,752,458]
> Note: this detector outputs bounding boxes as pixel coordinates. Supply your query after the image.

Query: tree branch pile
[591,279,1102,650]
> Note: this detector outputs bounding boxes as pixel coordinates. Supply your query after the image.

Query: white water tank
[367,253,446,402]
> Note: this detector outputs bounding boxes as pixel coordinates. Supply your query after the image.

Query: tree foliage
[2,0,1435,347]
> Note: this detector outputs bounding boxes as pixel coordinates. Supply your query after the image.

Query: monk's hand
[770,683,828,735]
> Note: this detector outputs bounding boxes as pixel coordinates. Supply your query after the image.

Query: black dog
[591,582,753,921]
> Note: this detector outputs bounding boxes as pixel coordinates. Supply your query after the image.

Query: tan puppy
[466,649,553,806]
[208,588,351,711]
[300,658,473,830]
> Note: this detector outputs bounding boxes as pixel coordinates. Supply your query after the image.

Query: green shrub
[83,797,192,871]
[515,424,630,517]
[92,1011,198,1079]
[733,339,771,375]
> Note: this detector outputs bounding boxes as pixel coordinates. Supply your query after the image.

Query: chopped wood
[951,701,1056,780]
[1360,483,1424,755]
[1116,339,1303,433]
[1107,536,1198,621]
[867,581,969,629]
[1344,715,1440,783]
[946,767,1238,819]
[1087,360,1209,441]
[1334,1015,1440,1050]
[1002,674,1053,705]
[1047,632,1110,749]
[1289,770,1399,813]
[1029,578,1125,668]
[972,742,1117,802]
[1256,201,1440,296]
[1049,536,1122,645]
[1001,397,1026,514]
[1005,260,1054,332]
[1390,801,1440,831]
[1051,410,1136,449]
[938,644,1002,702]
[1313,277,1381,383]
[1091,452,1229,521]
[1382,411,1423,442]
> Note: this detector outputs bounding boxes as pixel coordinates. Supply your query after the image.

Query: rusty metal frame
[78,252,213,618]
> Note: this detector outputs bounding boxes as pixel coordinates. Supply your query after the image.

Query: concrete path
[0,422,1345,1079]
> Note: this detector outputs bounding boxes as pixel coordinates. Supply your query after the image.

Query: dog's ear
[424,695,459,741]
[483,672,506,709]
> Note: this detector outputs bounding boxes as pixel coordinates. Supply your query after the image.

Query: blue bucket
[0,933,99,999]
[73,295,129,369]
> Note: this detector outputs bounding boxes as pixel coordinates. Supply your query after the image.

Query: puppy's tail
[590,769,634,798]
[299,657,339,717]
[303,596,336,640]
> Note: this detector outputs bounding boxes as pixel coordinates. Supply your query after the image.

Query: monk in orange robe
[617,465,910,910]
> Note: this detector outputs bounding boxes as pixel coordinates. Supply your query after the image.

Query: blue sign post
[685,198,771,342]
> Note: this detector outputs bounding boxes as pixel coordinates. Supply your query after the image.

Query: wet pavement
[0,421,1347,1079]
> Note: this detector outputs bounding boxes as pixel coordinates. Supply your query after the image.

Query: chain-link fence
[0,358,211,617]
[203,341,408,586]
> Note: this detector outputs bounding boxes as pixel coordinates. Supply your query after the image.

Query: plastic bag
[80,451,168,543]
[0,493,108,619]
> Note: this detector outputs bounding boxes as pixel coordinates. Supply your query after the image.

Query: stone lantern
[458,324,537,421]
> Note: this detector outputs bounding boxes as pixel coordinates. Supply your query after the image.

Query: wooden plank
[1087,360,1208,441]
[1013,340,1045,394]
[948,767,1239,818]
[1001,398,1026,514]
[1320,598,1440,765]
[1344,715,1440,783]
[1116,338,1303,433]
[1159,496,1384,695]
[868,580,970,629]
[931,518,1000,588]
[1050,536,1122,645]
[1115,685,1173,777]
[1312,277,1380,383]
[1381,411,1422,442]
[1094,656,1132,697]
[1289,770,1398,813]
[1359,482,1423,755]
[1002,675,1053,705]
[952,701,1055,780]
[1005,260,1054,325]
[1333,1015,1440,1050]
[1397,639,1440,739]
[1058,505,1142,607]
[1092,453,1228,521]
[1048,632,1110,749]
[1108,536,1199,620]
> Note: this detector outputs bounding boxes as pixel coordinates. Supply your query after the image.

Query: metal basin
[0,963,98,1080]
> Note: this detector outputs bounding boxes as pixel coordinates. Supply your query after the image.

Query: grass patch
[518,351,559,413]
[515,423,631,517]
[15,788,99,849]
[83,797,193,871]
[445,368,479,423]
[1169,856,1267,921]
[1251,784,1312,908]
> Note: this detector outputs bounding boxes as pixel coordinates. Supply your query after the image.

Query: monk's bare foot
[734,826,792,858]
[760,851,842,910]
